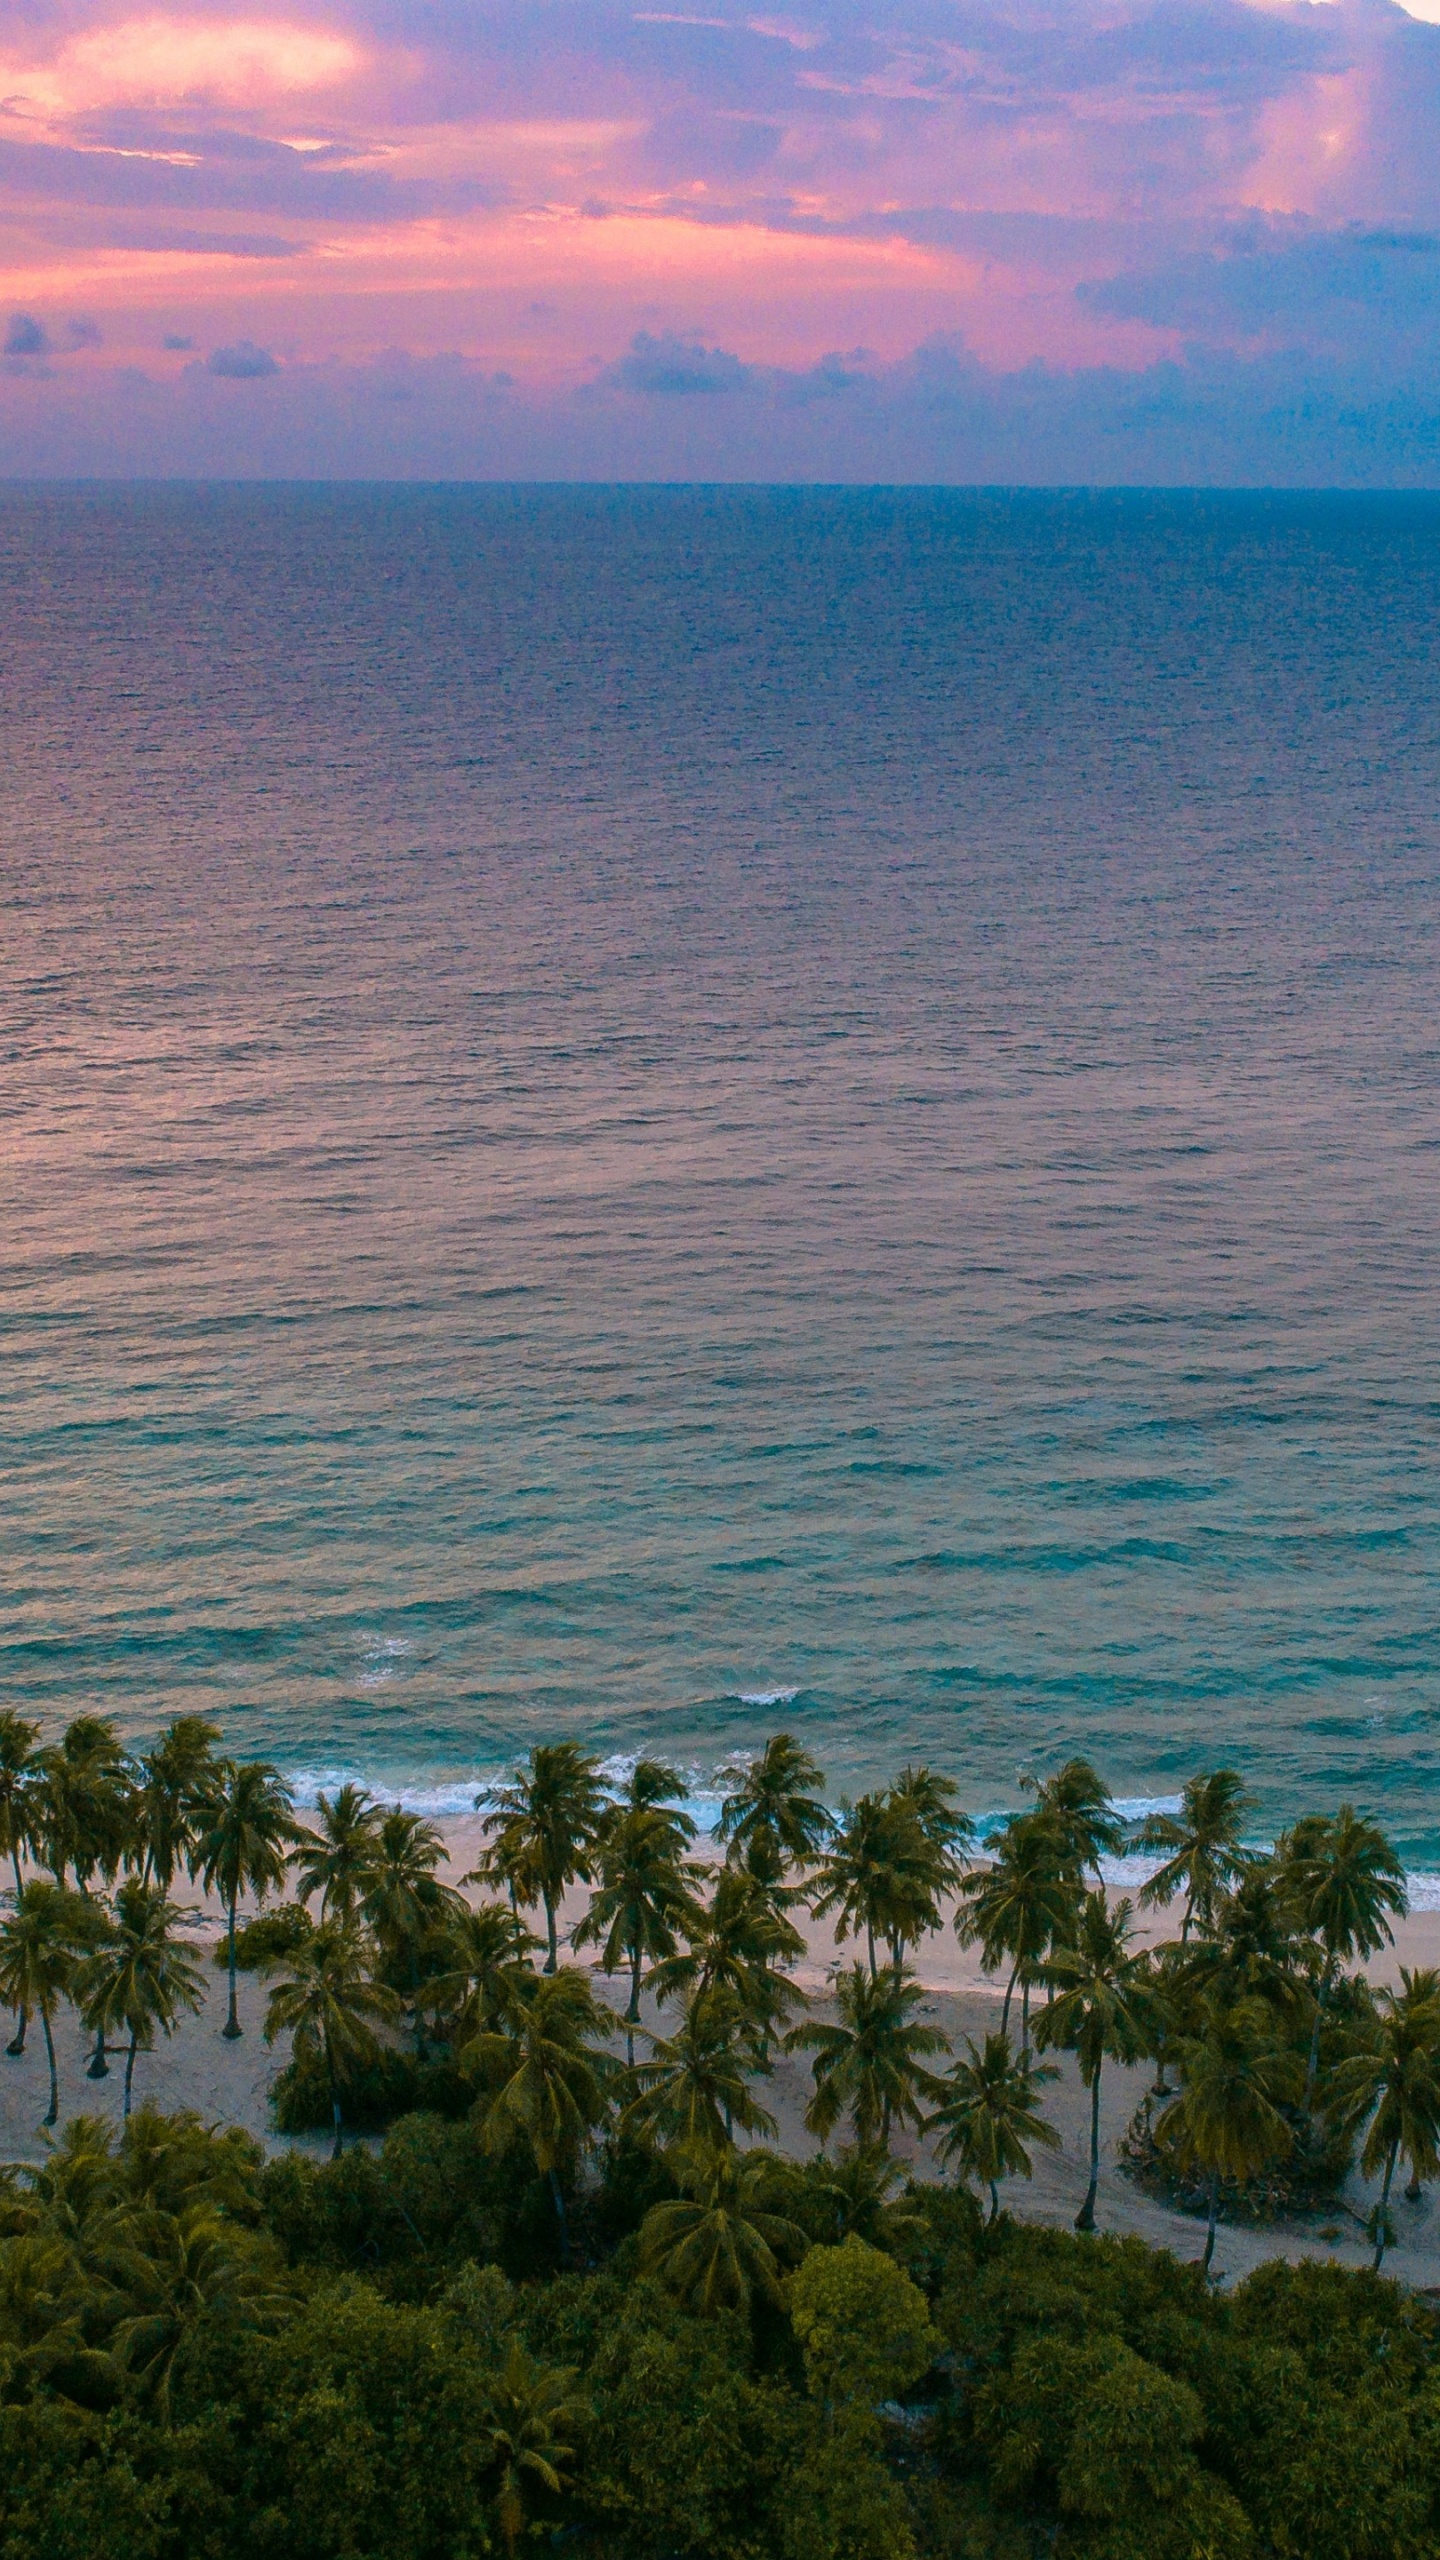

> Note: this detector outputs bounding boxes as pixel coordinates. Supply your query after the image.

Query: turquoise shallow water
[3,486,1440,1855]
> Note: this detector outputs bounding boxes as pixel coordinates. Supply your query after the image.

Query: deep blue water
[3,485,1440,1858]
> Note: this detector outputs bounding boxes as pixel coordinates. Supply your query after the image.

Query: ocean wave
[733,1688,800,1707]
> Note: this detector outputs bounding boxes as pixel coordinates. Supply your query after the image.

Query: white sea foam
[733,1687,800,1707]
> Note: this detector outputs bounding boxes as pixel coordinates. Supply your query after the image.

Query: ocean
[4,485,1440,1862]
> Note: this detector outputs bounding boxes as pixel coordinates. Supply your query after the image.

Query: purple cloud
[206,340,279,378]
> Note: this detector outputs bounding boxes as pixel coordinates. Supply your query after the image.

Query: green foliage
[214,1905,315,1975]
[788,2236,938,2412]
[269,2039,473,2134]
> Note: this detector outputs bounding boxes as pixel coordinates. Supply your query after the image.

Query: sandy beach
[6,1814,1440,2293]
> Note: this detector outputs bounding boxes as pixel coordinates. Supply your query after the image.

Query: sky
[3,0,1440,477]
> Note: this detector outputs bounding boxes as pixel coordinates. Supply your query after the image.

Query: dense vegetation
[2,1713,1439,2555]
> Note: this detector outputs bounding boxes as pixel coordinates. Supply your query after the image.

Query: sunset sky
[4,0,1440,476]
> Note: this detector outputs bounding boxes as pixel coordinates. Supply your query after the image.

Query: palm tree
[478,2340,589,2559]
[1024,1759,1123,1885]
[787,1963,948,2148]
[262,1921,400,2160]
[1326,1972,1440,2270]
[426,1900,538,2050]
[1139,1771,1255,1939]
[478,1746,606,1973]
[649,1862,805,2038]
[809,1792,940,1980]
[892,1765,973,1875]
[1034,1891,1153,2232]
[801,2141,928,2251]
[716,1735,830,1881]
[358,1807,462,2047]
[290,1783,384,1925]
[470,1969,616,2262]
[108,2204,292,2421]
[621,1988,777,2149]
[1155,1996,1305,2271]
[954,1814,1079,2046]
[133,1717,223,1892]
[0,1882,80,2127]
[926,2030,1061,2222]
[33,1716,136,1894]
[0,1712,43,2057]
[638,2142,807,2315]
[193,1760,295,2040]
[573,1803,703,2060]
[1181,1865,1310,2032]
[614,1759,699,1848]
[0,1711,41,1899]
[1279,1808,1408,2109]
[73,1880,206,2118]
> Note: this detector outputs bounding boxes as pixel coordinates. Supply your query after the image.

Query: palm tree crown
[716,1734,830,1879]
[1035,1890,1153,2232]
[787,1962,948,2148]
[1139,1770,1255,1939]
[478,1745,607,1973]
[262,1919,400,2159]
[193,1760,295,2040]
[638,2143,806,2316]
[290,1783,385,1924]
[926,2030,1060,2221]
[74,1879,206,2118]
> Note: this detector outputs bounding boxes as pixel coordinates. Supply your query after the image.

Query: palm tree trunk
[86,2022,109,2079]
[40,2003,59,2127]
[866,1920,877,1980]
[1075,2068,1101,2232]
[124,2026,139,2118]
[1021,1978,1030,2059]
[627,1944,642,2069]
[1373,2141,1398,2272]
[988,2180,999,2224]
[5,1847,25,2056]
[549,2168,571,2267]
[1001,1961,1020,2037]
[224,1889,242,2038]
[1303,1980,1327,2114]
[1203,2168,1219,2271]
[543,1892,558,1974]
[325,2027,343,2161]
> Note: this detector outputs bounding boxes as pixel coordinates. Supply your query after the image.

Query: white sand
[4,1817,1438,2291]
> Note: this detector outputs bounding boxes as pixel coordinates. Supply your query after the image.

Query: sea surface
[4,486,1440,1863]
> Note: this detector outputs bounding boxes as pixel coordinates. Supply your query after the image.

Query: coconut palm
[107,2204,293,2421]
[926,2030,1061,2222]
[573,1803,703,2060]
[1155,1995,1305,2271]
[892,1766,973,1889]
[358,1806,462,2046]
[809,1791,942,1980]
[1279,1807,1408,2109]
[1034,1891,1153,2232]
[478,1745,606,1973]
[478,2340,589,2559]
[262,1920,400,2160]
[801,2141,929,2252]
[621,1988,777,2150]
[133,1717,223,1893]
[193,1760,295,2040]
[426,1900,538,2050]
[290,1783,385,1925]
[716,1734,830,1881]
[470,1968,617,2261]
[1326,1971,1440,2270]
[1024,1759,1124,1884]
[0,1881,81,2127]
[638,2142,807,2316]
[954,1814,1080,2046]
[613,1759,699,1847]
[1139,1771,1255,1939]
[1182,1865,1310,2032]
[787,1963,948,2148]
[34,1717,135,1894]
[73,1880,206,2119]
[648,1863,805,2045]
[0,1712,44,2058]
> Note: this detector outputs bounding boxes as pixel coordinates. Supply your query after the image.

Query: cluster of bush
[2,2099,1436,2560]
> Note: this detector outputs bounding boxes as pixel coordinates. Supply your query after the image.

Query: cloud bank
[2,0,1440,477]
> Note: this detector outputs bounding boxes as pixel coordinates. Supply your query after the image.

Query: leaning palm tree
[1279,1807,1408,2109]
[1326,1971,1440,2270]
[621,1988,777,2150]
[573,1803,703,2060]
[1154,1995,1304,2271]
[477,1746,607,1974]
[470,1968,617,2262]
[262,1921,400,2160]
[1139,1771,1255,1939]
[716,1735,831,1881]
[787,1962,948,2148]
[1034,1891,1153,2232]
[290,1783,385,1926]
[638,2142,807,2316]
[133,1717,223,1893]
[954,1813,1080,2046]
[73,1880,206,2119]
[648,1864,805,2051]
[478,2340,589,2559]
[193,1760,295,2040]
[926,2030,1061,2222]
[0,1881,81,2127]
[1023,1759,1124,1886]
[425,1900,538,2049]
